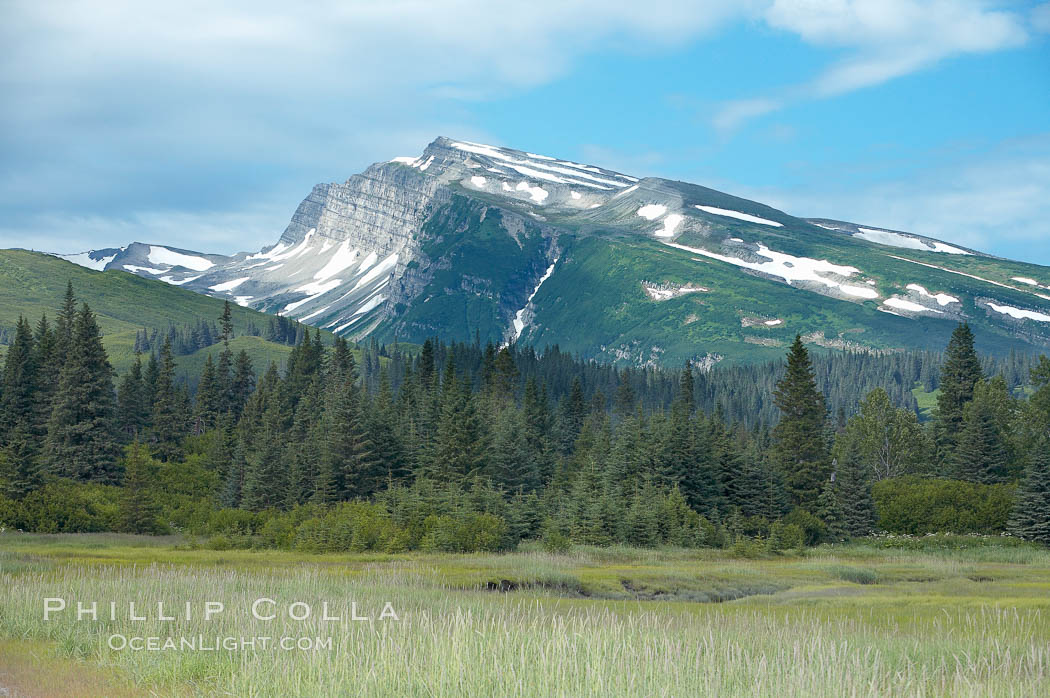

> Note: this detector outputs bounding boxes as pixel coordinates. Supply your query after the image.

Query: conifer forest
[3,283,1049,552]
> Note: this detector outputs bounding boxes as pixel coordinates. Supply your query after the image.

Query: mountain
[50,137,1050,367]
[0,249,310,375]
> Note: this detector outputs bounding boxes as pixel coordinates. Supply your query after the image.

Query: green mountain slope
[0,249,301,374]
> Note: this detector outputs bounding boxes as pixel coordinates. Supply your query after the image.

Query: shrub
[872,477,1015,535]
[542,529,572,554]
[767,522,805,554]
[728,537,767,559]
[292,502,397,553]
[459,512,507,553]
[205,534,232,550]
[783,508,826,546]
[8,481,121,533]
[206,508,261,536]
[420,515,459,552]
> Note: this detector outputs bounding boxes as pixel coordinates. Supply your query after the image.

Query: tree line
[1,283,1048,552]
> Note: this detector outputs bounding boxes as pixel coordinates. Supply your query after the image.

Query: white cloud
[0,0,754,252]
[713,97,783,132]
[714,0,1028,128]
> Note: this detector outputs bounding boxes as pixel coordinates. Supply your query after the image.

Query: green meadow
[1,533,1048,697]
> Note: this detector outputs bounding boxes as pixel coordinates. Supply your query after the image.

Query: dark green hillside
[0,250,308,373]
[522,236,1043,367]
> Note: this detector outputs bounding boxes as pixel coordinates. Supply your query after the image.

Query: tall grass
[2,536,1050,697]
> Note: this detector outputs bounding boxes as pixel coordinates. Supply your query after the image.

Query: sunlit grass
[2,533,1049,696]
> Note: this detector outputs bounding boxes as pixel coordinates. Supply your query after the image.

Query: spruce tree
[555,378,586,455]
[143,351,160,408]
[150,339,184,460]
[44,303,121,483]
[193,354,222,433]
[521,376,552,484]
[489,407,536,492]
[120,443,162,534]
[613,371,637,418]
[1,424,41,499]
[772,336,830,509]
[54,281,77,355]
[935,323,983,462]
[0,317,37,444]
[679,361,695,411]
[491,347,519,404]
[953,381,1009,484]
[230,349,256,418]
[116,354,147,439]
[324,374,379,500]
[1008,443,1050,545]
[242,398,289,510]
[833,441,876,537]
[816,477,847,541]
[32,314,59,430]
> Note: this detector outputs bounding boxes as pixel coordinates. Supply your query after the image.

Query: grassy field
[1,533,1049,697]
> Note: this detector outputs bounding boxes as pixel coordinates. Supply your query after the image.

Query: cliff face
[166,137,572,341]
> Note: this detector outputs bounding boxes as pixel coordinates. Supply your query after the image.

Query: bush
[205,534,232,550]
[459,512,507,553]
[783,508,826,546]
[5,481,122,533]
[206,508,261,536]
[728,537,767,559]
[541,529,572,554]
[767,522,805,554]
[873,477,1015,535]
[292,502,398,553]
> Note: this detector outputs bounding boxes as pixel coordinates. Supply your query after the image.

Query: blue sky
[2,0,1049,264]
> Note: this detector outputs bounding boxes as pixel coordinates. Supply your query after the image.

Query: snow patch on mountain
[654,214,683,238]
[906,284,959,306]
[665,241,878,299]
[314,240,358,280]
[516,181,548,203]
[855,228,971,255]
[351,252,398,292]
[513,259,558,341]
[448,141,634,190]
[299,304,333,322]
[889,256,1045,301]
[470,176,487,188]
[55,251,118,270]
[209,277,250,292]
[148,246,215,271]
[124,265,166,275]
[885,297,943,314]
[159,274,201,285]
[695,206,782,227]
[986,303,1050,322]
[637,204,667,220]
